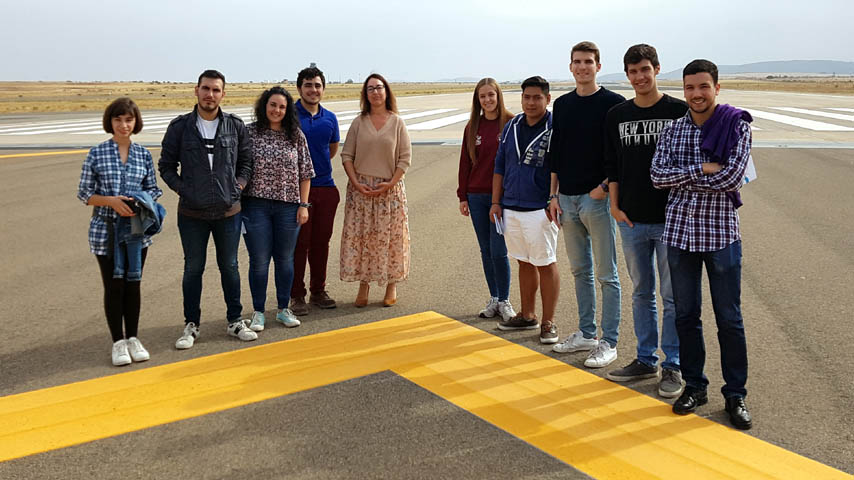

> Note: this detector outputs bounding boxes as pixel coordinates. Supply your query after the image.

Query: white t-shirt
[196,116,220,169]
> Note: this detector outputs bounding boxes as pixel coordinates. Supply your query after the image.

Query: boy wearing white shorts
[489,76,561,344]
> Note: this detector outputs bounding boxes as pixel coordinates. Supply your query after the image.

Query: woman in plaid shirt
[77,97,162,367]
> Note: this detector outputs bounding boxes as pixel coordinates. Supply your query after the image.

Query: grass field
[0,82,478,114]
[1,77,852,114]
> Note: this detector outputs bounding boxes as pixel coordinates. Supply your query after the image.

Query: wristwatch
[299,202,311,208]
[549,194,560,200]
[599,183,609,193]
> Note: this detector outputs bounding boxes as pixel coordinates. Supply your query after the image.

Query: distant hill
[436,77,482,83]
[599,60,854,83]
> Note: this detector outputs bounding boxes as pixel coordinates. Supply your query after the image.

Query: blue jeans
[668,241,748,398]
[559,193,621,347]
[177,213,243,324]
[467,193,511,301]
[618,222,678,370]
[241,197,301,311]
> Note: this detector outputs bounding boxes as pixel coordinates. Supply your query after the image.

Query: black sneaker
[606,359,659,382]
[497,313,539,331]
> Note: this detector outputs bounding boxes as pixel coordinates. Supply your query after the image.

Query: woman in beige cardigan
[339,73,411,307]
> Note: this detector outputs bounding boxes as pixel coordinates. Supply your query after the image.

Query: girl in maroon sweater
[457,78,517,321]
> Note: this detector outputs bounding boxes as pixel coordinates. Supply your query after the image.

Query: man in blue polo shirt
[290,66,341,315]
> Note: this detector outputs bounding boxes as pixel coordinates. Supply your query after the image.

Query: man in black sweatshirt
[548,41,624,369]
[602,44,688,399]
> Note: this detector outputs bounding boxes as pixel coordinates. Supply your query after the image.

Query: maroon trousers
[291,186,340,298]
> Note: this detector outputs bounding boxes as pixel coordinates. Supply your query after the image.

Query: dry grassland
[1,77,851,114]
[0,82,478,114]
[661,77,854,95]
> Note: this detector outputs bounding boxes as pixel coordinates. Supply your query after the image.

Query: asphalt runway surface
[1,89,853,478]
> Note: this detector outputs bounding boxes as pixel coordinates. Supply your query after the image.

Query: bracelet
[549,194,559,200]
[599,183,609,193]
[299,202,311,208]
[491,202,501,206]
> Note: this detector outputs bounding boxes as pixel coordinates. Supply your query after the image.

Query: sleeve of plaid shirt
[651,121,704,189]
[77,149,98,205]
[141,148,163,200]
[691,120,751,192]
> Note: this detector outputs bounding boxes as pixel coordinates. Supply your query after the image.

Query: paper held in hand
[493,213,505,235]
[743,155,758,185]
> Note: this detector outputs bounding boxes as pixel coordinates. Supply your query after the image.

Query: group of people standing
[458,42,753,430]
[77,67,411,362]
[79,41,753,430]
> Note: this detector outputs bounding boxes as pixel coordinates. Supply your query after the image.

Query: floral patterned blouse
[244,123,315,203]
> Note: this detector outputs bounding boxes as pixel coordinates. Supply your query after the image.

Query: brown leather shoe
[309,291,337,309]
[355,283,369,308]
[290,297,310,316]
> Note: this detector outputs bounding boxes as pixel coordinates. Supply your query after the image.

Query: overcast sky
[3,0,852,83]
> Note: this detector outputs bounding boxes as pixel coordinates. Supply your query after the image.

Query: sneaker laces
[183,323,198,338]
[590,341,609,359]
[661,369,676,383]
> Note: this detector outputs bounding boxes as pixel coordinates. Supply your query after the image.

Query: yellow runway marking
[0,149,89,159]
[0,312,848,478]
[0,147,161,159]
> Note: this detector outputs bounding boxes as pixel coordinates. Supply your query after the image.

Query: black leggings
[95,248,148,342]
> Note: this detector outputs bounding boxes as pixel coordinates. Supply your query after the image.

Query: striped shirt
[651,112,751,252]
[77,140,163,255]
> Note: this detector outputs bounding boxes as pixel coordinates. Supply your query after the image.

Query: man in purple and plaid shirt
[651,59,753,430]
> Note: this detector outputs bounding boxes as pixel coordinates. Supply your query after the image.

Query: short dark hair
[197,69,226,87]
[359,73,398,115]
[297,67,326,89]
[253,86,300,143]
[683,59,718,84]
[572,41,600,64]
[521,76,549,95]
[102,97,143,134]
[623,44,659,72]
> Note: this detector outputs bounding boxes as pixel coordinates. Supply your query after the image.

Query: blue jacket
[494,112,553,209]
[114,191,166,281]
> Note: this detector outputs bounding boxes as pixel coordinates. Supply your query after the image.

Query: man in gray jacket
[158,69,255,349]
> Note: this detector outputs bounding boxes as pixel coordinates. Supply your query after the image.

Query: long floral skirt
[339,174,410,285]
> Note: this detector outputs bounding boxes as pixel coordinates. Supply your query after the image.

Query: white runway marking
[3,105,854,138]
[772,107,854,122]
[336,108,414,122]
[340,109,458,131]
[407,113,470,131]
[746,109,854,132]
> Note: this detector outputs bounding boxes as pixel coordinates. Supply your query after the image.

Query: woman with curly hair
[243,86,315,331]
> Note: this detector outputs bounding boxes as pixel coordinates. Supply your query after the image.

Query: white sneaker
[276,309,301,328]
[176,323,200,350]
[552,331,598,354]
[249,311,266,332]
[126,337,150,362]
[478,297,499,318]
[497,300,516,322]
[111,339,131,366]
[227,320,258,341]
[584,340,618,368]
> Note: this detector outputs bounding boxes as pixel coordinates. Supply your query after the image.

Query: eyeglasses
[366,85,385,93]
